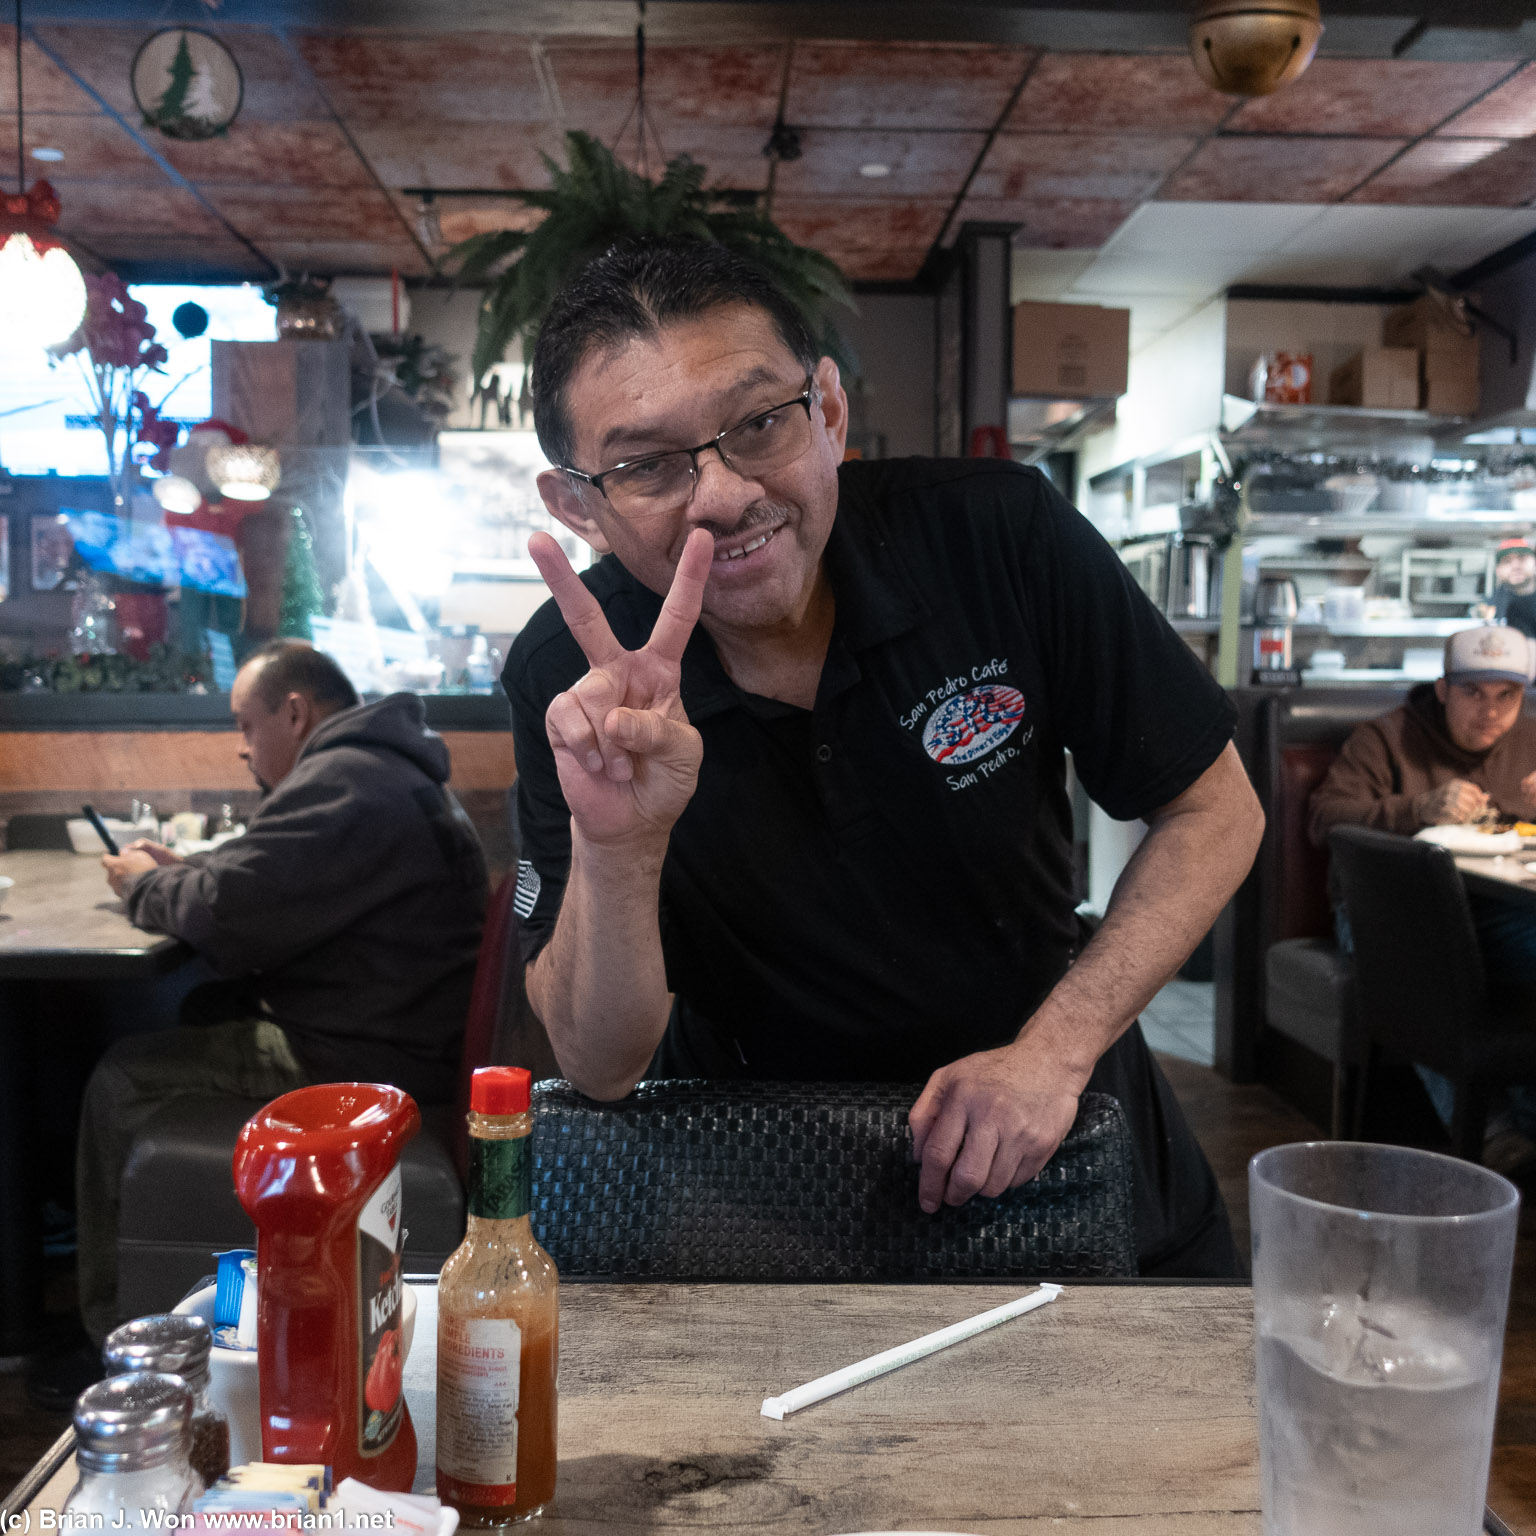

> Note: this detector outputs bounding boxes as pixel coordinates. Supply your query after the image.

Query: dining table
[0,848,192,1354]
[1456,849,1536,909]
[13,1278,1266,1532]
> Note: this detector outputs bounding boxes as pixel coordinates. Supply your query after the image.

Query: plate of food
[1416,825,1526,855]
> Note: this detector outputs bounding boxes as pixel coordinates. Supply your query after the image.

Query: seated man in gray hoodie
[80,640,488,1341]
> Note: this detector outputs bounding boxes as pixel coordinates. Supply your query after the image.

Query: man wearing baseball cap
[1493,538,1536,632]
[1311,624,1536,1163]
[1311,625,1536,840]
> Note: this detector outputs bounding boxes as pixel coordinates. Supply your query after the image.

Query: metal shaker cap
[74,1372,192,1472]
[103,1313,212,1392]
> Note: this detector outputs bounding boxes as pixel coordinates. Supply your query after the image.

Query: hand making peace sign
[527,528,714,848]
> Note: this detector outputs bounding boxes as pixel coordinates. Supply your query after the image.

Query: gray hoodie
[125,693,488,1103]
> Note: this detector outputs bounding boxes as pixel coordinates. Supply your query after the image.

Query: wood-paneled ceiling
[8,13,1536,286]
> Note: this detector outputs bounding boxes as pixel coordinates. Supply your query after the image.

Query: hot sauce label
[437,1315,523,1505]
[357,1164,405,1456]
[469,1136,531,1221]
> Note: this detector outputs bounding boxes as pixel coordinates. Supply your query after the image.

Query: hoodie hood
[297,692,451,783]
[1404,680,1493,772]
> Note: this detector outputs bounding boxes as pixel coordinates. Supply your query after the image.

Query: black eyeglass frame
[561,377,819,506]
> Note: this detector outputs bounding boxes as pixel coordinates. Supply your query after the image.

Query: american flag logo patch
[921,684,1027,766]
[513,859,542,920]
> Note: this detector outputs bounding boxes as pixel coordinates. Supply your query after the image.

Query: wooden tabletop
[14,1283,1260,1533]
[0,849,186,979]
[419,1281,1258,1532]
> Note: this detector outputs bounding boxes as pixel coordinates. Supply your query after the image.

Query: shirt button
[815,743,833,764]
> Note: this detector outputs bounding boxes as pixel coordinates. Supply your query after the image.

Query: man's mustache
[692,500,795,544]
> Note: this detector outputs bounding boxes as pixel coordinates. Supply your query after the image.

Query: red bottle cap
[471,1066,531,1115]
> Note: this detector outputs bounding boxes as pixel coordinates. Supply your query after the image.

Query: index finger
[645,528,713,665]
[528,531,624,668]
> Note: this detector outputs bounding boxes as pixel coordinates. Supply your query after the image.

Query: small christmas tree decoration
[131,28,243,141]
[278,507,324,642]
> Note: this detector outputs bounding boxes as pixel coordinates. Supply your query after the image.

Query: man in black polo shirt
[504,240,1264,1275]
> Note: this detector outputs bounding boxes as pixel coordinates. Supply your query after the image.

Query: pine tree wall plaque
[131,28,243,142]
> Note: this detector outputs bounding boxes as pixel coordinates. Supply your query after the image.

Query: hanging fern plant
[450,131,857,398]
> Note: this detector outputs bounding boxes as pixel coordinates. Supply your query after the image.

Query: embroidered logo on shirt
[513,860,541,920]
[921,684,1027,765]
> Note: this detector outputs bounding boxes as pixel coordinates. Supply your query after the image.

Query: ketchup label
[437,1315,523,1504]
[357,1165,406,1456]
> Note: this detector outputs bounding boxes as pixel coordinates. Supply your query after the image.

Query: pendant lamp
[1,0,86,352]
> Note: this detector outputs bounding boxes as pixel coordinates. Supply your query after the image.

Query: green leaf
[445,130,857,401]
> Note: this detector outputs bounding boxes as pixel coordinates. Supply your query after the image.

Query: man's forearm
[525,829,673,1100]
[1016,744,1264,1084]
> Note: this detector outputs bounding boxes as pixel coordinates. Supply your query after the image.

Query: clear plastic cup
[1251,1142,1519,1536]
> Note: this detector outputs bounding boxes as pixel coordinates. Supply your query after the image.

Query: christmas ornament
[132,28,243,141]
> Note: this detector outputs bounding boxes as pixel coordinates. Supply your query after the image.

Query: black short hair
[242,641,359,715]
[531,238,820,472]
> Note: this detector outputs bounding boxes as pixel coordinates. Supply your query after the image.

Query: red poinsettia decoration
[53,273,168,371]
[49,273,171,504]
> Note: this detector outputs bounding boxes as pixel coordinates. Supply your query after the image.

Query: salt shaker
[103,1314,230,1486]
[64,1374,200,1531]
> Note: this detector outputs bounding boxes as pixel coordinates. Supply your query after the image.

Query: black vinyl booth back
[530,1080,1138,1280]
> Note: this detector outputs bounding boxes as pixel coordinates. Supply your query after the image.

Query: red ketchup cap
[471,1066,531,1115]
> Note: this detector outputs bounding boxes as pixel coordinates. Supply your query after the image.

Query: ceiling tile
[627,123,772,190]
[0,112,165,182]
[1431,210,1536,274]
[160,120,374,191]
[1159,137,1406,202]
[1443,62,1536,138]
[204,185,408,244]
[1011,249,1099,301]
[294,33,547,125]
[1067,248,1262,298]
[785,42,1034,131]
[1350,138,1536,205]
[1272,203,1479,259]
[0,25,101,113]
[436,203,545,244]
[1102,199,1326,254]
[50,179,225,238]
[972,133,1192,203]
[543,44,786,132]
[1006,52,1232,135]
[1225,58,1514,138]
[35,25,328,123]
[262,241,432,278]
[348,122,563,190]
[773,130,984,200]
[772,197,949,258]
[958,197,1134,248]
[832,248,931,282]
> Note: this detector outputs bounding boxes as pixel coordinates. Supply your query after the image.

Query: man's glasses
[562,378,818,517]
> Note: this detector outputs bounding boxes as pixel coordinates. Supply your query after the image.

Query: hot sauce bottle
[436,1067,558,1523]
[233,1083,420,1491]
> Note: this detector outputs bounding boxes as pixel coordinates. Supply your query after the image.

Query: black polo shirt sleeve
[1015,472,1235,821]
[504,604,582,965]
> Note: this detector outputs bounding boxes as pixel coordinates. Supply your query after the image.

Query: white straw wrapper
[761,1282,1063,1419]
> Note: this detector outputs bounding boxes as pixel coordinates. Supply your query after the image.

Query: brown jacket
[1308,682,1536,846]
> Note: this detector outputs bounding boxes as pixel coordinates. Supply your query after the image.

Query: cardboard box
[1328,347,1420,409]
[1383,296,1480,412]
[1383,295,1480,366]
[1424,361,1480,416]
[1012,302,1130,399]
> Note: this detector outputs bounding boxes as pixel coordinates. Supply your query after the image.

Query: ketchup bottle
[233,1083,420,1491]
